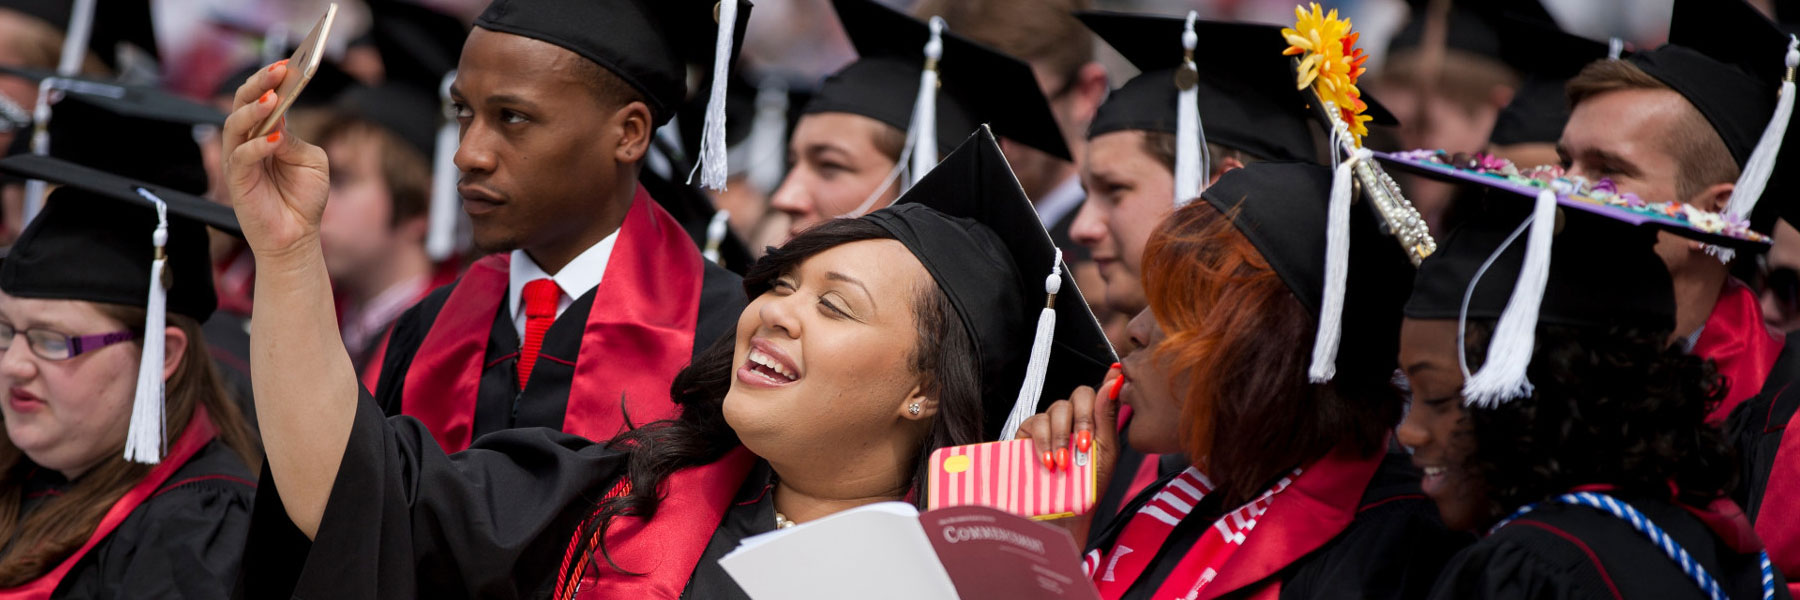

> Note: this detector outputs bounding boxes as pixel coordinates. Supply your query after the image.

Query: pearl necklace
[774,511,796,529]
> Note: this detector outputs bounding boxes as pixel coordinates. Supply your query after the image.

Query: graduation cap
[212,55,356,107]
[367,0,466,92]
[1,66,225,127]
[857,128,1113,440]
[1374,148,1767,405]
[2,80,213,207]
[1079,10,1398,207]
[474,0,752,189]
[1385,0,1553,61]
[0,0,159,73]
[1487,14,1618,147]
[803,0,1071,192]
[1199,161,1417,382]
[1626,0,1799,237]
[0,153,238,464]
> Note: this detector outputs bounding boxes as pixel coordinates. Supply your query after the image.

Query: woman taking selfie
[0,156,260,598]
[225,46,1112,598]
[1020,162,1466,599]
[1396,195,1784,599]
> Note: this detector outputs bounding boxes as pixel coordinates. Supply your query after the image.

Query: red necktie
[518,278,560,389]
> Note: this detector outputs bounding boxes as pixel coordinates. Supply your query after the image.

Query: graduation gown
[1428,495,1785,600]
[1087,448,1470,600]
[1727,328,1800,593]
[3,414,254,599]
[372,187,745,450]
[236,394,760,599]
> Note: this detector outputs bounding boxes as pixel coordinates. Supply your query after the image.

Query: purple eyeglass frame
[64,330,138,359]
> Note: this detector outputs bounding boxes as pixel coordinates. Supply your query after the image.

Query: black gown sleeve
[54,444,255,600]
[236,391,630,599]
[1427,525,1625,600]
[1278,497,1470,600]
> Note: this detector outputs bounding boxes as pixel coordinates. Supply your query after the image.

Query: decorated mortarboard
[1627,0,1799,239]
[854,127,1113,440]
[1375,147,1767,406]
[474,0,752,190]
[1488,14,1621,147]
[1079,9,1398,199]
[0,153,239,464]
[804,0,1071,198]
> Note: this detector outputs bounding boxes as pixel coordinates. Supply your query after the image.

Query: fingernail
[1109,377,1124,401]
[268,59,287,72]
[1110,362,1122,370]
[266,131,281,143]
[1055,448,1069,470]
[1042,451,1055,471]
[258,90,272,104]
[1077,430,1092,453]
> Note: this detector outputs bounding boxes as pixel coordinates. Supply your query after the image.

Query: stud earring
[909,403,922,415]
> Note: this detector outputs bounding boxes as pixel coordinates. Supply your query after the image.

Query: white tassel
[1715,35,1799,264]
[426,71,460,261]
[1607,37,1624,61]
[1309,148,1370,382]
[703,209,730,264]
[1462,187,1557,407]
[907,17,946,187]
[1173,11,1206,207]
[747,77,791,195]
[687,0,740,191]
[124,190,170,464]
[56,0,95,76]
[1001,249,1063,441]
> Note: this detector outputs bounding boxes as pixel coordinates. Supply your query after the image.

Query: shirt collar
[508,229,620,317]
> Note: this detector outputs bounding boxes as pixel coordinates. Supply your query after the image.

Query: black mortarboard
[0,0,159,72]
[0,66,224,128]
[1626,0,1797,232]
[473,0,752,127]
[1200,161,1416,380]
[0,152,233,463]
[802,0,1072,162]
[860,128,1112,440]
[333,83,438,159]
[212,56,356,107]
[1080,11,1396,165]
[0,154,233,320]
[1488,15,1615,147]
[1386,0,1553,60]
[367,0,467,92]
[1,84,212,194]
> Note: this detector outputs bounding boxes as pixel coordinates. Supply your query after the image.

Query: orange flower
[1282,3,1372,145]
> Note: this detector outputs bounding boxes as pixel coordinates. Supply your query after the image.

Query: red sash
[399,186,705,451]
[557,447,757,600]
[1087,446,1383,600]
[1692,278,1784,424]
[0,407,218,599]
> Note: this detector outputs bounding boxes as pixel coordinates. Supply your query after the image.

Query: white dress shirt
[507,230,619,338]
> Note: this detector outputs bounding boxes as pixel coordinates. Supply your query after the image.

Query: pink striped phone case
[926,438,1097,520]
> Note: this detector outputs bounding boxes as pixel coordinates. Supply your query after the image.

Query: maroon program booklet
[719,502,1099,600]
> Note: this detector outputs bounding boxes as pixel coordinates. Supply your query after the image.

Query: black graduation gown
[1088,451,1471,600]
[236,393,778,599]
[370,258,744,438]
[18,440,255,599]
[1428,495,1787,600]
[1727,329,1800,521]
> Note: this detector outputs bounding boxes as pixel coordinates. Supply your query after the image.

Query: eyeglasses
[0,322,138,361]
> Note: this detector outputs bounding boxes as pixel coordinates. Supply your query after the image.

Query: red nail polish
[1110,362,1122,370]
[1042,451,1055,470]
[1055,448,1069,470]
[1077,430,1092,453]
[266,131,281,143]
[1109,377,1124,401]
[268,59,287,72]
[258,90,272,104]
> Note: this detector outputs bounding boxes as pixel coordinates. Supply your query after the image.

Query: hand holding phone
[254,3,338,137]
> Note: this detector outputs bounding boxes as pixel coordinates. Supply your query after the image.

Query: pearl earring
[909,403,922,415]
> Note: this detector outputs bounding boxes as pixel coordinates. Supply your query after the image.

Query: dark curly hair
[1460,321,1737,519]
[562,217,984,582]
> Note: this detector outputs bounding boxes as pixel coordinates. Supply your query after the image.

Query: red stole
[1692,278,1785,424]
[400,186,705,451]
[1094,446,1383,600]
[558,447,758,600]
[0,408,219,599]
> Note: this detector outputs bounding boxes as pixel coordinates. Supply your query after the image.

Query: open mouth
[746,348,799,384]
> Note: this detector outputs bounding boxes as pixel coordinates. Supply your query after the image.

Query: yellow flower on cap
[1282,3,1371,143]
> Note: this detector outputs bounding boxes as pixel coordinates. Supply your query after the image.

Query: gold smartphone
[253,3,338,137]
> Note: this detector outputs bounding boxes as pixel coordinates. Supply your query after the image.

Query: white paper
[719,501,962,600]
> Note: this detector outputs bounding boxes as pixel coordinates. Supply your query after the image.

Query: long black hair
[575,217,984,574]
[1461,321,1735,520]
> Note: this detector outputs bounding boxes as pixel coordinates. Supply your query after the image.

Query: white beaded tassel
[907,17,947,187]
[1001,249,1063,441]
[426,70,460,261]
[1462,187,1558,407]
[1309,147,1370,383]
[1173,11,1207,207]
[1715,35,1799,264]
[688,0,741,191]
[125,190,171,464]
